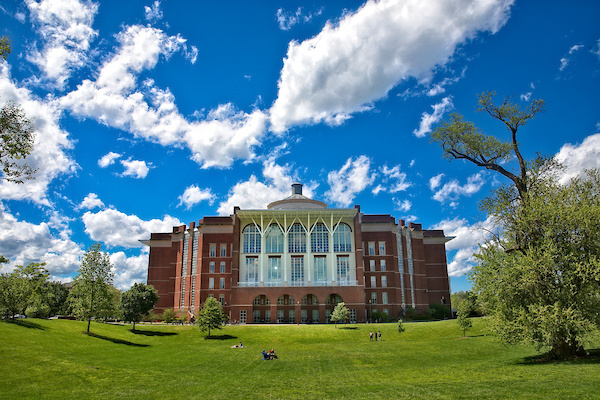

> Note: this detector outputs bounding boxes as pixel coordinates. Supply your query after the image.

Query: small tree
[122,283,159,331]
[197,297,228,337]
[398,319,406,340]
[456,299,473,337]
[67,243,114,333]
[162,308,177,323]
[330,302,349,328]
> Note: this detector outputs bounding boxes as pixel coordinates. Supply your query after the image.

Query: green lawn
[1,318,599,399]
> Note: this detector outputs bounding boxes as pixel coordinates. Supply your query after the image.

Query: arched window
[311,223,329,253]
[333,223,352,252]
[242,225,261,253]
[265,224,284,253]
[288,223,306,253]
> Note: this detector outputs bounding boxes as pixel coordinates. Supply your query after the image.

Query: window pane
[337,256,349,284]
[288,223,306,253]
[379,242,386,255]
[291,257,304,285]
[246,257,258,283]
[333,223,352,252]
[268,257,281,283]
[314,256,327,283]
[220,261,226,273]
[311,223,329,252]
[243,225,261,253]
[265,224,284,253]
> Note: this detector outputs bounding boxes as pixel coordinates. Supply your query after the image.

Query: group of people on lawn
[262,349,278,360]
[369,331,382,341]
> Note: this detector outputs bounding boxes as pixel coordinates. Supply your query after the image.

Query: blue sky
[0,0,599,292]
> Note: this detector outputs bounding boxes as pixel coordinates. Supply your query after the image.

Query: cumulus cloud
[555,132,600,183]
[269,0,513,132]
[61,25,266,168]
[82,208,181,248]
[429,173,445,190]
[110,249,149,291]
[431,216,494,277]
[78,193,104,210]
[178,185,215,210]
[120,158,150,179]
[0,202,84,278]
[325,155,375,207]
[26,0,99,89]
[432,172,486,204]
[98,152,121,167]
[0,65,76,205]
[396,199,412,212]
[413,96,453,137]
[559,44,584,72]
[372,164,411,195]
[217,161,316,215]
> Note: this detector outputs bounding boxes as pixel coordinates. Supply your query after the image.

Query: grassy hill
[1,318,598,399]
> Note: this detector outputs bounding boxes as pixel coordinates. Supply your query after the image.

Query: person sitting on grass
[269,349,278,359]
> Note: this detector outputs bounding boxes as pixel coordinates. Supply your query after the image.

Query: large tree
[0,36,37,184]
[431,92,600,358]
[0,262,48,319]
[122,283,159,331]
[68,243,115,333]
[196,297,228,337]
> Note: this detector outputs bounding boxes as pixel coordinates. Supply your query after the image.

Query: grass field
[1,318,599,399]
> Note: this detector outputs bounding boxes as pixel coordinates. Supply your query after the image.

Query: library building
[143,183,452,323]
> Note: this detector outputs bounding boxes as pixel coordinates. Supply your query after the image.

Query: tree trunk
[132,321,136,331]
[550,339,585,359]
[87,318,91,333]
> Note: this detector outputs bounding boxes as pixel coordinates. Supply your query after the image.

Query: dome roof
[267,183,327,210]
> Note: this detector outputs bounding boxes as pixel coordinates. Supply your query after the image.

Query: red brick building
[143,183,452,323]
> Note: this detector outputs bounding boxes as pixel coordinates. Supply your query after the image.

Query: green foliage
[67,243,115,333]
[196,297,228,336]
[397,319,405,340]
[371,310,390,322]
[0,36,10,61]
[0,262,49,319]
[122,283,159,330]
[162,308,177,323]
[456,300,473,337]
[330,301,350,327]
[451,291,481,316]
[0,101,37,184]
[426,303,450,320]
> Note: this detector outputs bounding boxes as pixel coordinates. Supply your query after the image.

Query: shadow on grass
[204,334,238,340]
[519,348,600,365]
[3,319,48,330]
[86,332,149,347]
[337,326,358,330]
[130,329,177,337]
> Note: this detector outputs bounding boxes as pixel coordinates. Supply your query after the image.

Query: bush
[162,308,177,323]
[371,311,390,322]
[25,304,50,319]
[426,303,450,320]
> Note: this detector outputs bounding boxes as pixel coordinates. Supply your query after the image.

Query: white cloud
[276,7,323,31]
[110,249,149,291]
[429,173,445,190]
[82,208,181,248]
[396,199,412,212]
[61,25,267,169]
[372,164,411,195]
[520,92,531,101]
[555,132,600,184]
[325,155,375,207]
[559,44,584,72]
[120,158,150,179]
[413,96,453,138]
[26,0,99,89]
[432,172,485,204]
[178,185,215,210]
[0,65,76,205]
[216,160,315,215]
[431,216,494,277]
[98,152,121,167]
[78,193,104,210]
[269,0,513,132]
[0,202,84,279]
[145,1,163,22]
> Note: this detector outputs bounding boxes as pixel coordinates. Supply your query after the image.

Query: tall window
[243,225,261,253]
[219,294,225,305]
[337,256,350,284]
[291,256,304,285]
[209,244,216,257]
[314,256,327,283]
[311,223,329,252]
[368,242,375,255]
[288,223,306,253]
[208,277,214,289]
[220,261,226,273]
[220,278,225,289]
[370,259,376,271]
[245,257,258,283]
[381,276,387,288]
[268,257,281,283]
[380,259,386,271]
[220,244,227,257]
[265,224,284,253]
[379,241,386,255]
[370,276,376,288]
[371,292,377,304]
[333,223,352,252]
[382,292,388,304]
[209,261,215,273]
